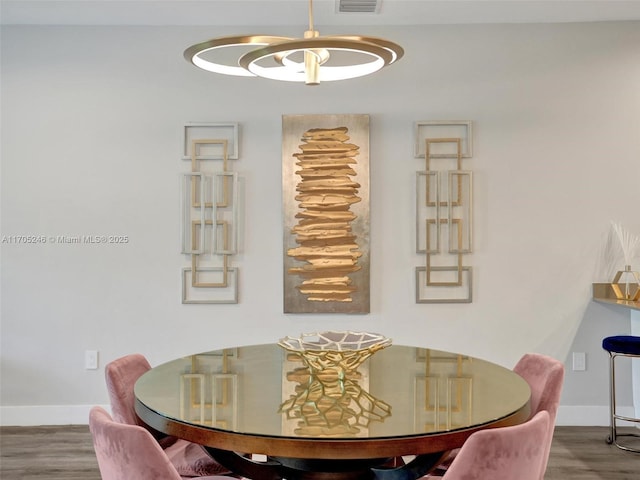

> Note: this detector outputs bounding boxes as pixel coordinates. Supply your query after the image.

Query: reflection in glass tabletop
[134,344,531,479]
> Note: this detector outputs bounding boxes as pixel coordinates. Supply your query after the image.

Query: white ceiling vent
[337,0,382,14]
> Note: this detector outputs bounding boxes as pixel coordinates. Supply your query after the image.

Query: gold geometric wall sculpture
[283,114,370,314]
[181,123,241,304]
[182,122,239,160]
[414,122,474,303]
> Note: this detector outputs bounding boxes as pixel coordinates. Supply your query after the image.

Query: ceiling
[2,0,640,26]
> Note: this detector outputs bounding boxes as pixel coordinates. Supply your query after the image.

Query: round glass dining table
[135,344,531,480]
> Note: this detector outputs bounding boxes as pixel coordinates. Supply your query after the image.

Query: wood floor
[0,425,638,479]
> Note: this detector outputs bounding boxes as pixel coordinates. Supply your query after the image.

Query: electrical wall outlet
[85,350,99,370]
[572,352,586,371]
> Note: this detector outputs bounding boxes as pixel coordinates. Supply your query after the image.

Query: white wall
[1,21,639,425]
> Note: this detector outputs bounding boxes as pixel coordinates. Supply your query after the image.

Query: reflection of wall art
[413,349,473,432]
[181,124,241,304]
[180,350,238,429]
[282,114,370,314]
[414,124,474,303]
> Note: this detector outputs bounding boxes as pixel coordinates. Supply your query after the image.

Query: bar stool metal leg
[606,351,616,446]
[603,347,640,453]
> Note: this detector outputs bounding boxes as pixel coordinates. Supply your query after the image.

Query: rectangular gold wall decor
[414,124,474,304]
[415,266,473,303]
[181,126,242,304]
[182,267,238,304]
[414,121,473,158]
[182,123,239,160]
[282,114,370,314]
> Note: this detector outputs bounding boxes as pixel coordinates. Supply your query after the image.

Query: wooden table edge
[135,397,531,460]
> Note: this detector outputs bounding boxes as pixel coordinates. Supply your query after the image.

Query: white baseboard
[0,404,635,427]
[556,405,637,426]
[0,404,110,426]
[556,405,609,426]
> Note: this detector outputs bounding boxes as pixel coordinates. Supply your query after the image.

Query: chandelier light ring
[182,0,404,84]
[238,37,394,83]
[330,35,405,64]
[272,36,403,73]
[184,35,294,77]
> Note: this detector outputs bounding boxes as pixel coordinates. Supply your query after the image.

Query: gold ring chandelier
[183,0,404,85]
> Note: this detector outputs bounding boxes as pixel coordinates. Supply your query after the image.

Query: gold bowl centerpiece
[278,331,392,373]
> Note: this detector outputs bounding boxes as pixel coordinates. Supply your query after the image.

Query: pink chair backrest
[89,406,183,480]
[442,410,551,480]
[105,353,152,427]
[513,353,565,479]
[103,354,231,477]
[513,353,565,421]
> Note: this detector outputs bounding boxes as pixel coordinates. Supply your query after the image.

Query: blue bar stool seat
[602,335,640,453]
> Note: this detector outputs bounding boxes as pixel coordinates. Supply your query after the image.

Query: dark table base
[204,447,448,480]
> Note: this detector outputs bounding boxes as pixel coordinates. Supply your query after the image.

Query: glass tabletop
[135,344,530,441]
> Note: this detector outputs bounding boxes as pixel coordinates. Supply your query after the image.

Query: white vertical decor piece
[181,123,241,304]
[414,122,474,303]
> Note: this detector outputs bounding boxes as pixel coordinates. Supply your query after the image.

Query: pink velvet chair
[513,353,565,479]
[428,352,564,479]
[89,406,232,480]
[105,354,230,477]
[428,410,551,480]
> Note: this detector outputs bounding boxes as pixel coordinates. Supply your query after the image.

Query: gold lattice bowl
[278,331,392,373]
